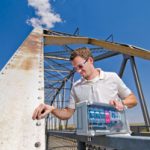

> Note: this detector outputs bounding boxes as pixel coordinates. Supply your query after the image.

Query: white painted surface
[0,28,45,150]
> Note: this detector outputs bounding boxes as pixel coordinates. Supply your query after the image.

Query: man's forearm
[51,108,75,120]
[122,93,137,108]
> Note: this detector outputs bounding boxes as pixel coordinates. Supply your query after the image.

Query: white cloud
[26,0,62,29]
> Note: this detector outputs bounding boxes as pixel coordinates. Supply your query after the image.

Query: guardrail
[130,125,150,136]
[47,130,150,150]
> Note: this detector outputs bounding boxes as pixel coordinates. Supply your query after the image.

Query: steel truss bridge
[0,28,150,150]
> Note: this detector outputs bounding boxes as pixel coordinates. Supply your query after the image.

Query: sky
[0,0,150,123]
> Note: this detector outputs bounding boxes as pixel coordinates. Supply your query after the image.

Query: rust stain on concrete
[22,34,42,55]
[8,30,43,71]
[9,56,39,71]
[20,58,34,70]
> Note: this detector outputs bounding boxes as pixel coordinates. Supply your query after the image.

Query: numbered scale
[76,101,130,136]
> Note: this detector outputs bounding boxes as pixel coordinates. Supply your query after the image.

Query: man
[32,47,137,121]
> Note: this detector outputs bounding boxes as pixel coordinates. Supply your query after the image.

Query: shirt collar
[98,68,105,80]
[81,68,105,83]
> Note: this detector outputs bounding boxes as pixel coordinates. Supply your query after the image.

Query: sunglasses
[73,59,88,71]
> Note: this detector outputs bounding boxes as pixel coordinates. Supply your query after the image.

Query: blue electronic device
[76,101,130,136]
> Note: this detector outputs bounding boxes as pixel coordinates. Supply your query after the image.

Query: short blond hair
[70,47,93,61]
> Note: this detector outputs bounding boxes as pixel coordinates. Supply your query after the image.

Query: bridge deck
[48,135,77,150]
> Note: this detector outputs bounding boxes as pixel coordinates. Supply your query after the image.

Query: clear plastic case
[76,101,130,136]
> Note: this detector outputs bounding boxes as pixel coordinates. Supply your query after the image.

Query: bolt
[35,142,41,148]
[37,96,42,100]
[87,137,92,142]
[36,121,41,126]
[38,81,42,84]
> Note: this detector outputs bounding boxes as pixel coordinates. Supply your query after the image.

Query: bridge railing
[47,130,150,150]
[130,125,150,136]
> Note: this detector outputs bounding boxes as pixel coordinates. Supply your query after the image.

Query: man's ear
[89,57,94,64]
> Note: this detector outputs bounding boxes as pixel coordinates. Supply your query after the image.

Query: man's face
[72,56,93,79]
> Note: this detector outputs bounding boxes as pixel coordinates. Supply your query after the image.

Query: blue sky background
[0,0,150,123]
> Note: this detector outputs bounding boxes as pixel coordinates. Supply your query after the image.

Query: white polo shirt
[67,68,131,109]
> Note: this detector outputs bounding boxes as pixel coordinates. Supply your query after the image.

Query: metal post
[62,82,66,130]
[54,97,57,130]
[118,55,128,78]
[58,93,62,130]
[77,141,86,150]
[65,73,75,129]
[130,56,150,127]
[56,95,59,130]
[45,116,49,150]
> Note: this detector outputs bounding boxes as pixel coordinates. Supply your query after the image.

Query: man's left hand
[109,100,124,111]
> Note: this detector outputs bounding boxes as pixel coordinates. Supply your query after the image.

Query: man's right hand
[32,103,55,120]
